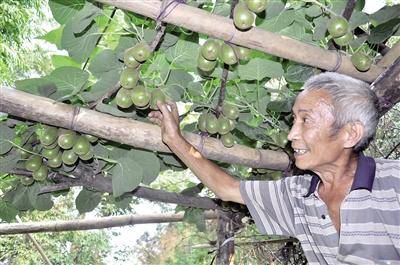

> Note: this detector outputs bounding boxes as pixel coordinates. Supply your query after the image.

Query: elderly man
[149,72,400,264]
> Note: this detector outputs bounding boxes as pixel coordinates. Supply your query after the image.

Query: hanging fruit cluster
[117,42,166,110]
[327,16,372,72]
[197,38,251,73]
[233,0,269,30]
[19,126,98,185]
[197,103,239,148]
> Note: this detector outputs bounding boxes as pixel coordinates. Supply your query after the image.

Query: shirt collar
[304,153,376,197]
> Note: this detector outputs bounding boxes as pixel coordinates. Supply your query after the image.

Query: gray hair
[302,72,379,152]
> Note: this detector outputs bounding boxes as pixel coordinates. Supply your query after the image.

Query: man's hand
[148,100,182,146]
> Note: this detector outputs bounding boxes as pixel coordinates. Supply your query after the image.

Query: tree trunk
[94,0,384,83]
[0,87,290,170]
[216,211,236,265]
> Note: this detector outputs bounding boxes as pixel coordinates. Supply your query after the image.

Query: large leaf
[49,0,85,25]
[370,5,400,25]
[368,18,400,44]
[61,20,99,63]
[349,11,369,30]
[89,49,123,78]
[75,188,102,214]
[131,149,161,185]
[258,9,295,32]
[15,78,57,97]
[238,58,283,80]
[70,1,103,34]
[51,55,81,69]
[0,124,15,155]
[5,185,34,211]
[38,25,64,49]
[165,69,193,100]
[0,201,18,222]
[0,152,19,174]
[165,39,199,70]
[285,64,321,83]
[95,101,137,118]
[236,122,271,142]
[312,15,329,41]
[28,183,54,211]
[45,66,89,97]
[280,23,313,43]
[184,208,206,232]
[111,156,143,197]
[82,69,120,103]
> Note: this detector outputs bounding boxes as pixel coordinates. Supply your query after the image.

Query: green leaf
[349,11,369,30]
[95,101,137,118]
[76,188,102,214]
[70,1,103,34]
[186,81,203,97]
[38,25,64,49]
[146,53,170,83]
[0,201,18,222]
[312,15,329,41]
[165,39,199,70]
[213,2,231,16]
[305,5,322,17]
[238,58,283,80]
[61,20,99,63]
[111,156,143,197]
[130,149,160,185]
[45,66,89,97]
[82,69,120,102]
[49,0,85,25]
[236,122,271,142]
[165,69,193,100]
[280,23,313,43]
[89,50,123,78]
[51,55,81,68]
[265,1,285,19]
[6,185,34,211]
[28,183,54,211]
[285,64,321,83]
[0,124,14,155]
[258,9,295,32]
[0,152,19,174]
[267,98,294,113]
[184,208,206,232]
[370,5,400,25]
[294,9,313,30]
[15,78,57,97]
[159,153,185,168]
[368,18,400,44]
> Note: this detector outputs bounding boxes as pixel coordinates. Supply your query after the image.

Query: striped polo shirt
[240,155,400,264]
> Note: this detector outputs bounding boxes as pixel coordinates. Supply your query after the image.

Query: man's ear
[343,122,364,148]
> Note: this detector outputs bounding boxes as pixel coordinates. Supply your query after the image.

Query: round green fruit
[221,133,235,148]
[222,103,239,120]
[198,112,209,132]
[116,88,134,108]
[233,3,255,31]
[245,0,268,13]
[25,155,42,172]
[62,149,78,166]
[84,134,98,143]
[217,116,231,135]
[124,47,141,68]
[120,68,139,89]
[149,89,166,110]
[205,114,219,134]
[328,16,349,38]
[237,46,251,62]
[333,31,353,46]
[57,131,77,149]
[40,127,58,146]
[131,85,151,108]
[220,44,238,65]
[33,164,48,181]
[351,52,372,72]
[201,39,219,61]
[18,145,32,159]
[197,54,217,72]
[72,136,90,156]
[41,146,60,160]
[132,42,151,63]
[47,151,63,168]
[20,176,34,186]
[228,119,237,131]
[79,148,94,161]
[43,140,58,149]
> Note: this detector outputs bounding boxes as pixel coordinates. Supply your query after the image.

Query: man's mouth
[293,149,308,156]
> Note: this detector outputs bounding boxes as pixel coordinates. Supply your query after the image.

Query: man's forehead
[292,90,333,113]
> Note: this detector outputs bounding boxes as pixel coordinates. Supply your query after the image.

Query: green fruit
[198,112,209,132]
[39,127,58,146]
[25,155,42,172]
[58,131,77,149]
[351,52,372,72]
[228,119,237,131]
[333,31,353,46]
[233,2,255,31]
[131,85,151,108]
[47,151,63,168]
[32,164,48,181]
[120,68,139,89]
[245,0,268,13]
[18,145,32,159]
[221,133,235,148]
[41,146,60,160]
[72,136,90,156]
[197,54,217,72]
[20,176,34,186]
[205,114,219,134]
[43,140,58,149]
[132,42,151,62]
[201,39,219,61]
[116,88,134,108]
[149,89,166,110]
[220,44,238,65]
[84,134,98,143]
[237,46,251,62]
[79,148,94,161]
[328,16,349,38]
[124,47,141,68]
[62,149,78,165]
[222,104,239,120]
[217,116,231,135]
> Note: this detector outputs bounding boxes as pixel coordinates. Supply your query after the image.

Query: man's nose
[287,123,300,141]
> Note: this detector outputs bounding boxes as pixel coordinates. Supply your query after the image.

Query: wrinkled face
[288,90,347,172]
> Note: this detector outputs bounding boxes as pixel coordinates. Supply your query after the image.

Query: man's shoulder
[374,158,400,177]
[282,173,316,196]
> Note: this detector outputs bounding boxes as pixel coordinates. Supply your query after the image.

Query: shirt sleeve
[240,178,296,236]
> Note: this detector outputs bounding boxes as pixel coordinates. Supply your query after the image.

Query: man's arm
[148,100,244,204]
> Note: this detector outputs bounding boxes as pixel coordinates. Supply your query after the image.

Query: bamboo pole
[0,87,290,170]
[0,211,218,235]
[95,0,384,83]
